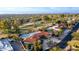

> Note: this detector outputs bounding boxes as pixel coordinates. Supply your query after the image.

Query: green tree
[72,32,79,40]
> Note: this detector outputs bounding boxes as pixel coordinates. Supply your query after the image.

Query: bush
[72,32,79,40]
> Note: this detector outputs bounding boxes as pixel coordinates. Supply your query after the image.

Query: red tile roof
[23,31,49,43]
[23,36,38,43]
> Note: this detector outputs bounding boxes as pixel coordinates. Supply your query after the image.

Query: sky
[0,7,79,14]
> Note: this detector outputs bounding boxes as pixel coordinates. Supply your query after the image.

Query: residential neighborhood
[0,14,79,51]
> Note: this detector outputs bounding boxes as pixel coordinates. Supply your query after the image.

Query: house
[23,30,49,43]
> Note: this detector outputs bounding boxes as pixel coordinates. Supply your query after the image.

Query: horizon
[0,7,79,14]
